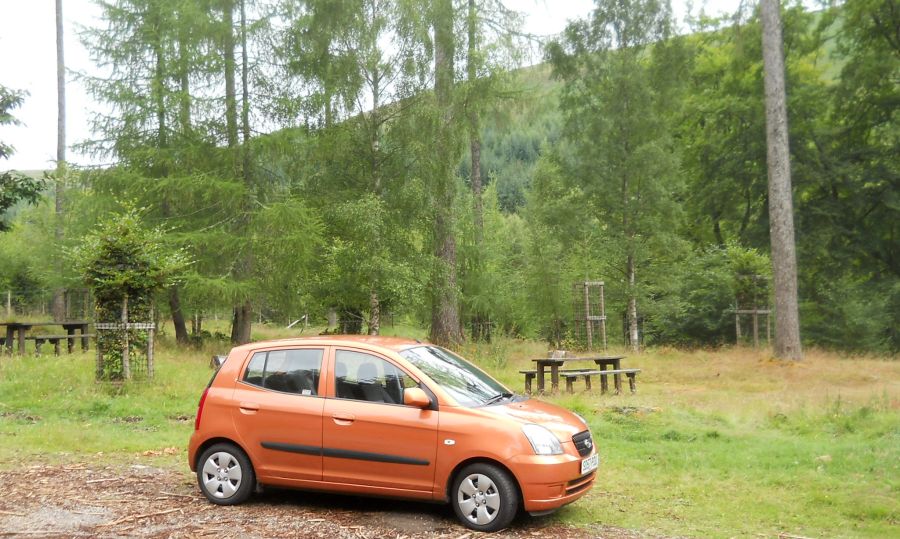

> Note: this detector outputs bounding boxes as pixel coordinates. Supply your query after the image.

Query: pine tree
[549,0,684,352]
[761,0,802,360]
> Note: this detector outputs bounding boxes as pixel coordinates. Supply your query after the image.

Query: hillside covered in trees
[0,0,896,353]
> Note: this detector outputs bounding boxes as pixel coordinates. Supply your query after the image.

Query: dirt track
[0,463,662,538]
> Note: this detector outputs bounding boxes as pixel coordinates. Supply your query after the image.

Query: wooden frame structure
[572,281,607,351]
[95,298,156,381]
[734,274,771,348]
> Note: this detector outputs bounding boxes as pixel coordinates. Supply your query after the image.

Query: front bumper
[508,449,598,512]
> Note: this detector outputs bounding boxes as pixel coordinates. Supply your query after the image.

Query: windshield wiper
[483,392,514,406]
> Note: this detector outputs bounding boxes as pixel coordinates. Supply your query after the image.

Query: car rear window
[242,348,323,396]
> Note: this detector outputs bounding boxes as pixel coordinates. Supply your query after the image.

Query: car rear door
[322,348,438,494]
[231,346,326,482]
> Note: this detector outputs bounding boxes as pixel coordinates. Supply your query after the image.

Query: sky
[0,0,743,171]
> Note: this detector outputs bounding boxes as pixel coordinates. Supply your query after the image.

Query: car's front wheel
[451,463,519,532]
[197,443,255,505]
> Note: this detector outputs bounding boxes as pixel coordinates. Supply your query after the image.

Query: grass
[540,348,900,539]
[1,325,897,538]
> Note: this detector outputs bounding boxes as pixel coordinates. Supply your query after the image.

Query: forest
[0,0,897,354]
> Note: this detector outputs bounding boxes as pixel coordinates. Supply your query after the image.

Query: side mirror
[403,387,431,409]
[210,355,227,370]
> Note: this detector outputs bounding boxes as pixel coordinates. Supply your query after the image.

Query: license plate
[581,453,599,475]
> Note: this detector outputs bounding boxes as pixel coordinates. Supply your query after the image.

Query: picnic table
[528,355,626,394]
[1,321,91,355]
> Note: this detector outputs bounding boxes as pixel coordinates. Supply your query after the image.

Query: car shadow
[249,486,547,534]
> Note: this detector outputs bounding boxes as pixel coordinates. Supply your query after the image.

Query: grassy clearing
[0,327,897,538]
[540,348,900,539]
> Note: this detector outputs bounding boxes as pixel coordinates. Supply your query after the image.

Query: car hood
[483,398,586,441]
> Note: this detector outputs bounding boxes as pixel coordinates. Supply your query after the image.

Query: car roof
[231,334,428,354]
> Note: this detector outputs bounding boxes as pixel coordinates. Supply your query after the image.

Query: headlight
[522,424,563,455]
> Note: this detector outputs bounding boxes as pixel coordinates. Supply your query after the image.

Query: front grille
[566,472,595,495]
[572,430,594,457]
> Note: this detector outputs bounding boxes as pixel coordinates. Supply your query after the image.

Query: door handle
[239,402,260,413]
[332,412,355,425]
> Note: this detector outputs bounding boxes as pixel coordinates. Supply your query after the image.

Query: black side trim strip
[260,441,430,466]
[261,441,322,456]
[323,447,430,466]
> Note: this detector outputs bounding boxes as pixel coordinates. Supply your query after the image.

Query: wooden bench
[519,370,537,393]
[521,368,621,394]
[521,368,615,394]
[26,334,96,356]
[560,368,641,395]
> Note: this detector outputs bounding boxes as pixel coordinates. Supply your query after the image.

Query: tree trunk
[51,0,66,322]
[368,51,382,336]
[368,290,380,335]
[240,0,251,176]
[55,0,65,176]
[429,0,463,347]
[168,286,189,344]
[626,253,640,353]
[177,13,192,136]
[761,0,802,360]
[223,0,238,150]
[223,0,252,343]
[467,0,483,245]
[230,301,252,344]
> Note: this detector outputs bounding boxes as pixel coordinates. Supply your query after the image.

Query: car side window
[334,350,415,405]
[242,349,323,395]
[244,352,266,386]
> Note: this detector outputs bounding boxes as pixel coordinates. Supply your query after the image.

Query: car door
[231,346,326,482]
[322,348,438,493]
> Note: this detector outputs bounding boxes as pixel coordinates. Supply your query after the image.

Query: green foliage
[458,184,529,338]
[546,0,686,350]
[0,173,45,232]
[795,0,900,352]
[72,206,190,379]
[0,85,26,161]
[0,86,45,232]
[251,198,324,316]
[73,207,190,304]
[0,1,894,352]
[648,244,771,346]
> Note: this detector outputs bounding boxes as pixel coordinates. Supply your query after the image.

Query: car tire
[451,463,519,532]
[196,443,255,505]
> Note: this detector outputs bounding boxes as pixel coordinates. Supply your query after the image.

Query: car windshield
[399,345,511,407]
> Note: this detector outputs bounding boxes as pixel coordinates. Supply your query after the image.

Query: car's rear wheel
[197,443,254,505]
[451,463,519,532]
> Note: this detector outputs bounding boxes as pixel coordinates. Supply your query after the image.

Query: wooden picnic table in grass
[523,355,627,394]
[1,321,92,355]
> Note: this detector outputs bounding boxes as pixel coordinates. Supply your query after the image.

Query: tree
[761,0,802,360]
[783,0,900,352]
[429,0,463,345]
[459,0,525,340]
[221,0,256,345]
[548,0,685,352]
[0,87,44,232]
[81,0,250,345]
[73,207,189,380]
[51,0,68,321]
[273,0,433,335]
[0,174,45,232]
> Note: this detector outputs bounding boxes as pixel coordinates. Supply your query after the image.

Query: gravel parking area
[0,463,664,539]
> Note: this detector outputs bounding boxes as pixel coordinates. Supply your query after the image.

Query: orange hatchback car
[188,336,597,532]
